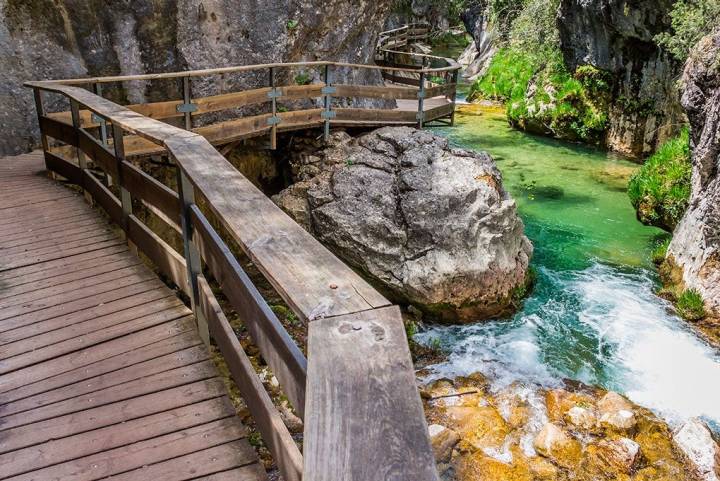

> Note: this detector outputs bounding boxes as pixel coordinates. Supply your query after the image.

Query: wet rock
[582,437,641,477]
[565,405,598,431]
[428,424,460,464]
[545,388,595,423]
[527,456,558,480]
[533,422,582,469]
[456,451,533,481]
[598,392,637,431]
[673,418,720,481]
[274,127,533,322]
[446,405,510,452]
[668,28,720,317]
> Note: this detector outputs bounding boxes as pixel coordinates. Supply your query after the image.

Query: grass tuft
[651,238,672,264]
[676,288,706,321]
[628,128,691,231]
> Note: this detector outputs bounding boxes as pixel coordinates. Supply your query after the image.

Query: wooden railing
[25,43,455,481]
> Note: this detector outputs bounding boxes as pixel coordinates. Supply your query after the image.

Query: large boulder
[273,127,532,322]
[668,29,720,317]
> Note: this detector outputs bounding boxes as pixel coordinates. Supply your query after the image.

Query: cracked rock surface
[274,127,532,322]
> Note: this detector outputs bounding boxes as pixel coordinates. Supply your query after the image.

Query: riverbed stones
[428,424,460,463]
[598,392,637,432]
[582,437,641,477]
[672,418,720,481]
[533,423,582,468]
[273,127,533,322]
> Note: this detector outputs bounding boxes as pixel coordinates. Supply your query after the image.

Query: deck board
[0,152,266,481]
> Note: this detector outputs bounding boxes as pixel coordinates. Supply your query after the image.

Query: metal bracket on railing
[416,90,426,99]
[267,88,283,99]
[416,112,425,121]
[321,111,336,119]
[323,64,333,141]
[176,102,198,113]
[267,116,281,126]
[321,86,336,95]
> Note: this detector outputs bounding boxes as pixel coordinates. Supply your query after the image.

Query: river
[416,102,720,432]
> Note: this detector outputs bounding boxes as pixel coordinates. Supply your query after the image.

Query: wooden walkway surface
[0,152,267,481]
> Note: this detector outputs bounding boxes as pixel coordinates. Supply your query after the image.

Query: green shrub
[676,289,706,321]
[467,48,537,102]
[628,128,691,231]
[294,73,312,85]
[655,0,720,62]
[651,238,672,264]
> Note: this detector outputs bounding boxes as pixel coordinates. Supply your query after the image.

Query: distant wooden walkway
[0,152,266,481]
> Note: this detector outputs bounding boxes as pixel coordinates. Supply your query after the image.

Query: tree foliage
[655,0,720,62]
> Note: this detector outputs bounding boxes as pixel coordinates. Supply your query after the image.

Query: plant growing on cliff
[627,128,691,231]
[655,0,720,61]
[651,238,672,264]
[676,289,706,321]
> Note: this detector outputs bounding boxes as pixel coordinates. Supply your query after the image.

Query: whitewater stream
[416,103,720,432]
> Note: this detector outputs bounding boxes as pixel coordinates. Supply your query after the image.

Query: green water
[418,104,720,428]
[443,105,666,269]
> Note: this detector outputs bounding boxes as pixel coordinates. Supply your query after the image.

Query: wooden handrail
[27,41,444,480]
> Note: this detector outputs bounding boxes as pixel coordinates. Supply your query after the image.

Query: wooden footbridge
[2,24,459,481]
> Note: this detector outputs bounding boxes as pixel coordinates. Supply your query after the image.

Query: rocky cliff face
[274,128,533,322]
[458,0,497,81]
[668,29,720,317]
[0,0,392,156]
[557,0,684,158]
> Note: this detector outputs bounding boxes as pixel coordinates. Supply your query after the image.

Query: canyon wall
[557,0,684,158]
[668,28,720,317]
[0,0,392,156]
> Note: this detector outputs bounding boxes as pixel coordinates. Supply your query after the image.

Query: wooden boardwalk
[0,152,266,481]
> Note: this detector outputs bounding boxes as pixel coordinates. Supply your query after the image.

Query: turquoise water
[417,104,720,429]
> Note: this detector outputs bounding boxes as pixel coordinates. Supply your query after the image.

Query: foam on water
[416,262,720,429]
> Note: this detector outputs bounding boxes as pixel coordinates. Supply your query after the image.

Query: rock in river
[273,127,533,322]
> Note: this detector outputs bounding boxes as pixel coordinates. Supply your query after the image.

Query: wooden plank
[101,440,259,481]
[78,128,119,177]
[0,306,189,376]
[0,316,194,393]
[120,160,180,224]
[0,190,77,210]
[39,115,77,146]
[127,214,189,295]
[44,151,82,183]
[0,238,125,272]
[381,71,421,87]
[191,209,306,415]
[1,331,200,403]
[334,84,418,100]
[0,244,128,283]
[81,169,124,224]
[0,225,115,259]
[0,377,228,454]
[194,113,273,145]
[334,107,417,123]
[0,344,208,416]
[164,134,390,322]
[425,83,457,98]
[0,266,156,321]
[0,396,235,477]
[197,277,302,481]
[424,102,455,122]
[7,418,252,481]
[0,361,217,430]
[0,279,164,335]
[303,305,439,481]
[195,465,268,481]
[0,216,103,248]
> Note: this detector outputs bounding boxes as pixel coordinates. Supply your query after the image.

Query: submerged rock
[668,28,720,318]
[582,437,641,477]
[274,127,533,322]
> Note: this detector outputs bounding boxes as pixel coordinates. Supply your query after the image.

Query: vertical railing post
[417,64,426,129]
[33,87,55,180]
[268,67,278,150]
[450,68,459,127]
[70,99,93,203]
[111,123,135,253]
[92,83,109,146]
[176,167,210,346]
[322,64,335,141]
[182,76,193,131]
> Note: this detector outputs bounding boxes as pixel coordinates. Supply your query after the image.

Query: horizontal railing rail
[26,34,446,481]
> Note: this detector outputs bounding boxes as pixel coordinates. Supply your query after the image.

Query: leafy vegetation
[655,0,720,62]
[294,72,312,85]
[286,19,299,30]
[467,0,612,144]
[627,128,691,231]
[651,238,672,264]
[676,288,706,321]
